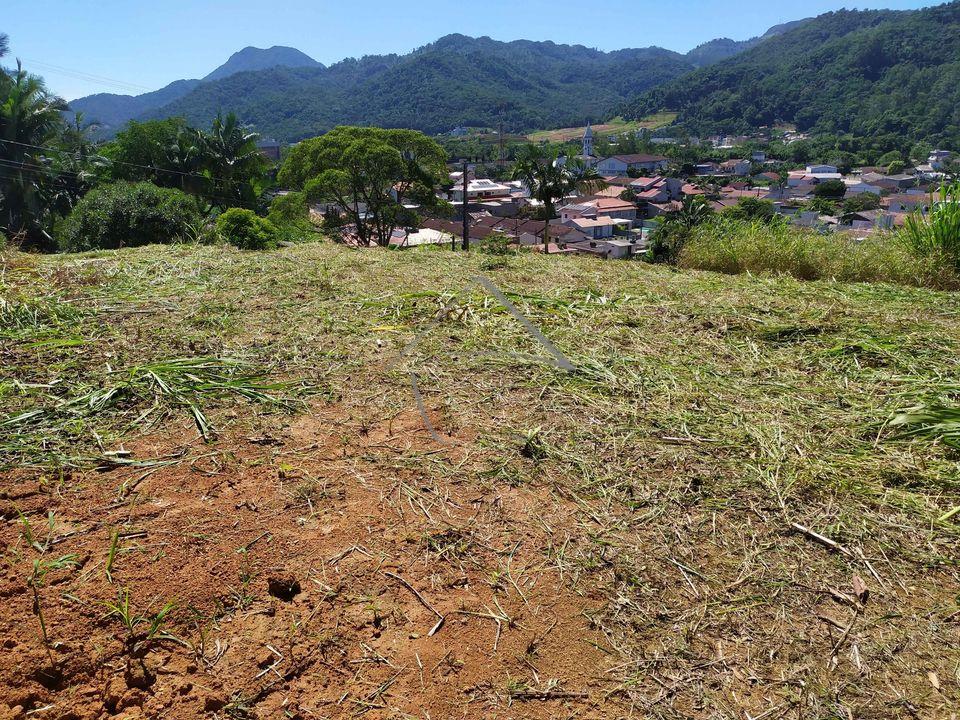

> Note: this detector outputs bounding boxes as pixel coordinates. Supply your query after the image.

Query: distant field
[526,113,677,143]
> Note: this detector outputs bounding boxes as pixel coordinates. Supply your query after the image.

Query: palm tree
[0,33,9,60]
[0,63,69,247]
[511,145,605,252]
[197,112,266,211]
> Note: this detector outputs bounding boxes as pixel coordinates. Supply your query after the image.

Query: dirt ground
[1,403,617,720]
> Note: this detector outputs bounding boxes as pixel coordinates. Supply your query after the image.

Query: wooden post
[462,160,470,251]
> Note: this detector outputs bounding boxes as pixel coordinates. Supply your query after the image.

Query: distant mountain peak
[203,46,323,81]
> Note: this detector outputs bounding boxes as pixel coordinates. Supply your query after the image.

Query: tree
[843,192,881,213]
[511,145,605,252]
[216,208,278,250]
[0,33,8,60]
[813,179,847,199]
[0,63,70,248]
[279,126,446,247]
[886,160,907,175]
[197,112,268,211]
[103,119,191,185]
[647,196,714,264]
[724,197,777,223]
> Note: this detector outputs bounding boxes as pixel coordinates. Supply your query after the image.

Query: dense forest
[622,2,960,153]
[135,36,695,141]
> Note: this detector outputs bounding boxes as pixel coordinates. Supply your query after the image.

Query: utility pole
[498,106,506,169]
[461,160,470,251]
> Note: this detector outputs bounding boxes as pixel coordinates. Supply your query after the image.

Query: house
[559,202,596,223]
[929,150,953,170]
[719,159,752,176]
[570,216,618,239]
[595,153,669,176]
[841,210,893,231]
[566,237,641,260]
[695,162,720,176]
[752,151,767,163]
[884,194,930,214]
[806,164,838,175]
[593,197,638,223]
[449,178,513,203]
[844,181,884,195]
[256,139,283,162]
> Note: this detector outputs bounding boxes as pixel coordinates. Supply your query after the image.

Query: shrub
[267,192,311,231]
[478,232,514,256]
[678,218,959,289]
[216,208,279,251]
[58,182,202,252]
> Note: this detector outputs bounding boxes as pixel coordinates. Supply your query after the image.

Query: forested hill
[143,36,696,141]
[684,19,810,67]
[621,2,960,150]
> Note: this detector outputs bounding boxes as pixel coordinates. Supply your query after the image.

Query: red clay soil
[0,405,612,719]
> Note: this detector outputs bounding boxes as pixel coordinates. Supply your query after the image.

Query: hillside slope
[684,18,810,67]
[2,242,958,718]
[147,35,696,140]
[67,79,202,132]
[66,46,323,136]
[622,2,960,149]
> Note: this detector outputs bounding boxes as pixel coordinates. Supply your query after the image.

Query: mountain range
[621,2,960,150]
[67,4,960,150]
[67,24,803,142]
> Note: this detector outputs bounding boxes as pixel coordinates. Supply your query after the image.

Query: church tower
[583,122,594,158]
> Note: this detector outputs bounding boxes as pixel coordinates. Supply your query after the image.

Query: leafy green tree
[267,192,311,231]
[813,179,847,199]
[279,126,446,247]
[876,151,902,167]
[511,145,605,251]
[808,196,839,216]
[723,197,777,223]
[0,63,70,248]
[886,160,907,175]
[57,181,202,252]
[843,192,881,213]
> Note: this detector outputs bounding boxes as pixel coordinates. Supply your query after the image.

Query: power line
[0,157,260,210]
[20,59,154,94]
[0,138,257,189]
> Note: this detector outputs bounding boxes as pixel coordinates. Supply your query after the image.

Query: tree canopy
[622,3,960,155]
[279,126,447,247]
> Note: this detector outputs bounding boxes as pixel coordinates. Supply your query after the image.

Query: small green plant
[105,528,120,583]
[102,588,177,648]
[28,554,80,666]
[216,208,279,251]
[19,510,79,667]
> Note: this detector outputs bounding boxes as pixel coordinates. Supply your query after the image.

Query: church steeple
[583,122,594,158]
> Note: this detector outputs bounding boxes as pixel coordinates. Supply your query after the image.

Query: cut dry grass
[1,241,958,718]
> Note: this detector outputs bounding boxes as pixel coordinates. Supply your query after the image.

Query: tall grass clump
[678,218,959,289]
[900,183,960,270]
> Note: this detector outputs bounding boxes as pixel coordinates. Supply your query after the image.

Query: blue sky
[4,0,935,100]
